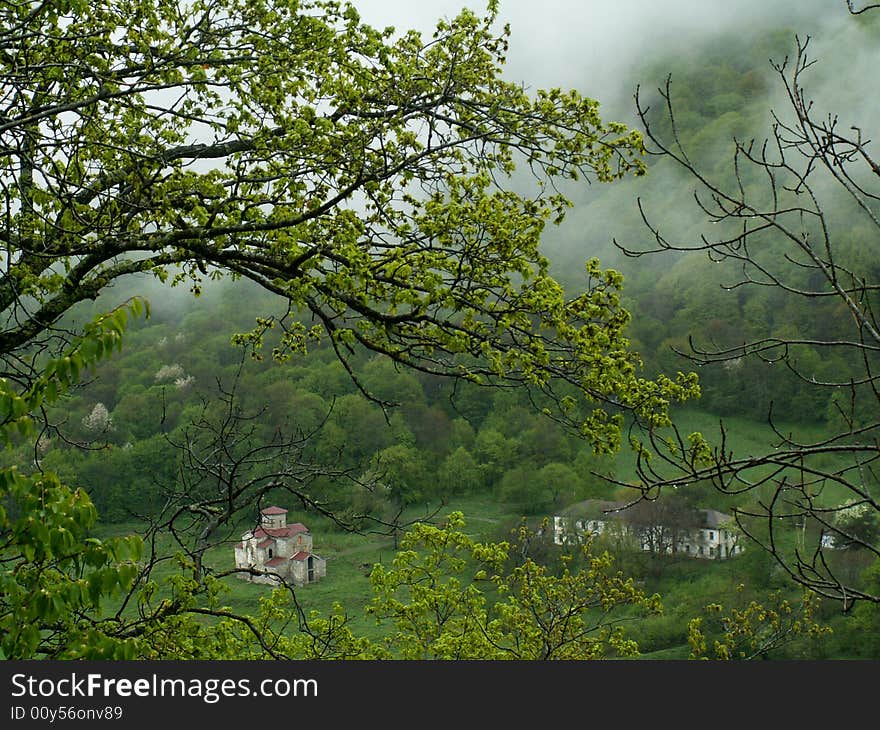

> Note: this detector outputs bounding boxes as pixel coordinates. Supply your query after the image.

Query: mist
[96,1,878,318]
[353,0,846,115]
[349,0,876,266]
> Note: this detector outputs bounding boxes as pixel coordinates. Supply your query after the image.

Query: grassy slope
[94,494,512,645]
[93,411,849,657]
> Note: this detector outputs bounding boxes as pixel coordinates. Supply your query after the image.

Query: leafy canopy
[1,0,696,450]
[0,301,148,659]
[0,0,701,658]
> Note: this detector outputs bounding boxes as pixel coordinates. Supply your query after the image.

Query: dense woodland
[30,20,873,513]
[2,1,880,660]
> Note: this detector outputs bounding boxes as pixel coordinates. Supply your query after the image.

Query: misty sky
[353,0,851,116]
[121,0,876,312]
[348,0,877,284]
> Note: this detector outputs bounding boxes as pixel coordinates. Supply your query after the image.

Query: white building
[553,499,744,559]
[234,506,327,586]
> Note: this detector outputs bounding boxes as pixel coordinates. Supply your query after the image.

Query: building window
[709,531,715,541]
[268,548,273,558]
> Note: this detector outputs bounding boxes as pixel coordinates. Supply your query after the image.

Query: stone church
[234,506,327,586]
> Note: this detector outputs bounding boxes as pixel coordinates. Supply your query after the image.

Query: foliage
[687,587,831,660]
[4,0,875,659]
[0,0,695,454]
[0,302,150,658]
[366,512,662,659]
[0,0,700,659]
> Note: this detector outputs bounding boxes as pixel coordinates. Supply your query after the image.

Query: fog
[349,1,879,275]
[353,0,844,114]
[99,0,877,316]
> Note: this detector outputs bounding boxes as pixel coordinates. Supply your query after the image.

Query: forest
[1,0,879,661]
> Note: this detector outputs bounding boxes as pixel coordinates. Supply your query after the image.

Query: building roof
[701,509,734,529]
[291,551,323,561]
[254,522,309,540]
[257,538,274,549]
[558,499,629,519]
[264,556,287,568]
[557,500,735,530]
[261,506,288,515]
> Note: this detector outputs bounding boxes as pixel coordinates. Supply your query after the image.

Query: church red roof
[264,556,287,567]
[254,522,309,539]
[261,506,288,515]
[291,551,311,561]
